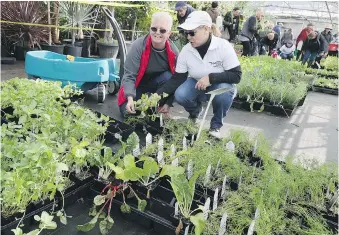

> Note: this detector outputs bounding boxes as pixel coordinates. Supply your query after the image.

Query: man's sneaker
[188,106,204,123]
[209,128,221,139]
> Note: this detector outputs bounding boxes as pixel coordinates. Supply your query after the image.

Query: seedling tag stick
[157,151,165,168]
[203,197,211,220]
[174,202,179,216]
[146,133,152,146]
[218,213,228,235]
[221,175,227,199]
[253,139,258,157]
[184,225,190,235]
[183,136,187,151]
[215,158,221,175]
[225,141,235,152]
[204,164,212,186]
[158,138,164,152]
[187,160,193,179]
[160,113,163,127]
[191,134,195,146]
[247,207,260,235]
[213,188,219,211]
[171,144,179,166]
[133,143,140,157]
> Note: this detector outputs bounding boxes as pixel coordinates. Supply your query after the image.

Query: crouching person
[118,12,179,117]
[279,40,295,60]
[157,11,242,138]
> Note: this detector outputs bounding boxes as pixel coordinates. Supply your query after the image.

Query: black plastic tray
[313,86,338,95]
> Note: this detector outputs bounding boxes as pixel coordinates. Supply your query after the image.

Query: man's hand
[195,75,211,90]
[158,104,171,119]
[126,96,136,114]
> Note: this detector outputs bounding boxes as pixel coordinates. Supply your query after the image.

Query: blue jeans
[280,52,293,60]
[119,71,172,118]
[174,78,236,129]
[302,50,318,67]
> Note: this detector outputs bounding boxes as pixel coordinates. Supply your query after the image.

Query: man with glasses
[117,12,179,117]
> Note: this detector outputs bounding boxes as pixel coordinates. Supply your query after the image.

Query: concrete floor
[1,61,338,164]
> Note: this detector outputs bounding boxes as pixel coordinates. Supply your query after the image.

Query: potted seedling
[41,1,65,54]
[60,1,97,57]
[97,6,119,58]
[1,1,48,60]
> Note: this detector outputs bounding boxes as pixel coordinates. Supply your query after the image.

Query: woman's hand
[158,104,171,119]
[126,96,136,114]
[195,76,211,90]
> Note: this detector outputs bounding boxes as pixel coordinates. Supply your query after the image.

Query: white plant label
[172,157,179,167]
[213,187,219,211]
[98,167,104,179]
[215,158,221,174]
[218,212,228,235]
[239,174,243,188]
[123,181,128,190]
[221,175,227,199]
[183,136,187,151]
[160,113,163,127]
[157,151,165,167]
[203,197,211,220]
[170,144,176,158]
[146,133,152,146]
[174,202,179,216]
[253,139,258,157]
[132,143,140,157]
[225,141,235,152]
[247,207,260,235]
[187,160,193,180]
[184,225,190,235]
[158,138,164,152]
[204,164,212,186]
[191,134,195,146]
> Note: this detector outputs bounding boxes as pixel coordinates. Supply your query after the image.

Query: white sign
[158,138,164,152]
[204,164,212,186]
[146,133,152,146]
[218,213,228,235]
[174,202,179,216]
[221,175,227,199]
[157,151,165,167]
[213,188,219,211]
[183,137,187,151]
[203,197,211,220]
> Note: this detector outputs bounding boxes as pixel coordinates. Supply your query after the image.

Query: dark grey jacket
[240,16,260,40]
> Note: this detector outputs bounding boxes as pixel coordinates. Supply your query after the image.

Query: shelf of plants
[1,78,338,235]
[233,56,315,117]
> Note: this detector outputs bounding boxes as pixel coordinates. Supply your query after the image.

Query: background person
[281,28,293,45]
[206,1,220,24]
[259,31,279,55]
[157,11,242,138]
[222,7,241,42]
[301,31,326,67]
[279,40,295,60]
[175,1,195,24]
[117,12,179,117]
[238,10,265,56]
[296,23,315,61]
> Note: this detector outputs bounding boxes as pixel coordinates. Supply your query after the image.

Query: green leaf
[26,229,40,235]
[124,167,144,181]
[60,215,67,225]
[98,212,106,219]
[39,211,57,230]
[18,115,27,124]
[124,154,136,169]
[258,104,265,113]
[107,163,126,180]
[137,199,147,211]
[56,162,69,172]
[120,203,131,213]
[11,228,23,235]
[99,216,114,235]
[142,157,159,176]
[34,215,41,221]
[159,165,184,178]
[190,213,206,235]
[89,205,97,217]
[94,195,106,206]
[77,216,98,232]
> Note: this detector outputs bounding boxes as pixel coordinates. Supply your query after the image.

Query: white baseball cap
[177,11,212,30]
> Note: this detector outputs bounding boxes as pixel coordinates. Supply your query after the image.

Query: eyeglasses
[150,27,167,34]
[184,30,197,37]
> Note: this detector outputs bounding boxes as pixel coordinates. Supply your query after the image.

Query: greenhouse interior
[1,1,338,235]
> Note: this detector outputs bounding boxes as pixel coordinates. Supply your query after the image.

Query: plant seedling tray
[231,99,297,117]
[312,86,338,95]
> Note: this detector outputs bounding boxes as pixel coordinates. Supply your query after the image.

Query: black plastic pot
[81,36,91,57]
[1,45,11,57]
[97,41,119,58]
[14,46,39,61]
[64,45,82,57]
[40,44,65,54]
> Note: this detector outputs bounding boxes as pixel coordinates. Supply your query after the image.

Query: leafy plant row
[1,78,110,231]
[314,77,339,89]
[237,56,314,110]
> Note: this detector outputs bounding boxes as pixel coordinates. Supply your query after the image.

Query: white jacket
[280,44,295,54]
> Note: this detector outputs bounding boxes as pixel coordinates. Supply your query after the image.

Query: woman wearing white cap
[157,11,241,138]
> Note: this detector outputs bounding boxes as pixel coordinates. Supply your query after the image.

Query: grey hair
[152,12,173,31]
